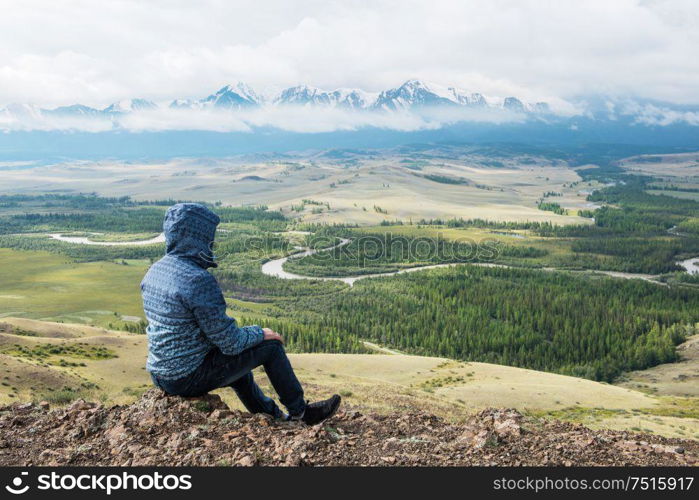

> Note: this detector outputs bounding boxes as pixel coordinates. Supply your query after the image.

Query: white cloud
[0,0,697,107]
[0,105,529,134]
[617,100,699,126]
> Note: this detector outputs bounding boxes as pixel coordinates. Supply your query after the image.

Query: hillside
[0,151,592,226]
[1,318,698,441]
[619,334,699,397]
[0,389,696,466]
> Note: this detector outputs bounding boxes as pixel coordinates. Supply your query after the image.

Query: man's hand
[262,327,284,344]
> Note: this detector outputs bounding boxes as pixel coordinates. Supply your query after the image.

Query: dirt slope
[0,390,696,467]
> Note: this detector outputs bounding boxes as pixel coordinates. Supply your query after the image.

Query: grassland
[0,151,592,226]
[620,152,699,179]
[618,335,699,398]
[647,190,699,201]
[0,248,147,328]
[2,317,698,439]
[290,224,695,276]
[354,224,579,269]
[1,148,699,442]
[622,152,699,202]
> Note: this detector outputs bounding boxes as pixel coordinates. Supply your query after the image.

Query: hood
[163,203,220,268]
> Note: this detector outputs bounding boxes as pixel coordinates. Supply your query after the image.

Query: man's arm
[186,272,265,355]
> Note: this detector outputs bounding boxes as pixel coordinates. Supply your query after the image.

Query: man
[141,203,340,425]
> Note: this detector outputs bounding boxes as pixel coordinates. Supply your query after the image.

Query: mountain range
[2,79,699,161]
[0,80,552,118]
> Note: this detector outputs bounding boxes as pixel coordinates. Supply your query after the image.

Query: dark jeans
[151,340,305,418]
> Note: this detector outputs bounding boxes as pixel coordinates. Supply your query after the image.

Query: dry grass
[0,155,592,226]
[618,335,699,398]
[3,317,696,440]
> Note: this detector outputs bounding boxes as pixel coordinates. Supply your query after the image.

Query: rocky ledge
[0,390,696,466]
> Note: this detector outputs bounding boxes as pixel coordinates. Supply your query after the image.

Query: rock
[127,444,143,455]
[67,400,96,413]
[458,428,494,449]
[209,409,233,420]
[104,425,127,447]
[494,419,521,438]
[491,409,522,439]
[10,416,27,427]
[183,393,228,412]
[0,391,696,467]
[165,433,185,450]
[16,403,34,413]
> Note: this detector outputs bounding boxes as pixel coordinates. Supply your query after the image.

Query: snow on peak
[373,80,460,110]
[201,82,261,108]
[274,85,376,109]
[0,81,554,119]
[103,99,156,114]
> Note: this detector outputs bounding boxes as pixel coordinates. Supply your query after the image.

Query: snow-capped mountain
[271,80,537,111]
[370,80,540,112]
[201,83,261,108]
[44,104,102,117]
[275,85,332,106]
[167,83,261,110]
[2,82,699,155]
[2,80,552,118]
[274,86,376,109]
[373,80,458,110]
[168,98,198,110]
[503,97,525,112]
[333,88,376,109]
[448,89,487,107]
[103,99,157,114]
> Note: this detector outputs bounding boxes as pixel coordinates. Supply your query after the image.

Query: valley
[0,145,593,226]
[1,144,698,442]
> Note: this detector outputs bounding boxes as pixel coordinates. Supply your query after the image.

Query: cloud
[0,1,698,108]
[0,105,529,134]
[617,101,699,126]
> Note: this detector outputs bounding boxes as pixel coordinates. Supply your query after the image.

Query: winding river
[259,238,678,287]
[45,230,698,283]
[678,257,699,275]
[260,238,472,286]
[48,233,165,246]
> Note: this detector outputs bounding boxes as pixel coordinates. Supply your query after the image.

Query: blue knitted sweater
[141,203,264,380]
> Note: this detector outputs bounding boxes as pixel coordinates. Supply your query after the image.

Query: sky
[0,0,698,109]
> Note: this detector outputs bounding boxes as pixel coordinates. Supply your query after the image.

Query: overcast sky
[1,0,698,107]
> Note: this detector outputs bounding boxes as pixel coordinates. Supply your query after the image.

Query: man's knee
[263,339,283,346]
[261,339,286,353]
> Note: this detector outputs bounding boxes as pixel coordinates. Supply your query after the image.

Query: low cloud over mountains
[0,80,697,134]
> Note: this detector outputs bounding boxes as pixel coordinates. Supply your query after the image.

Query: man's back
[141,253,215,380]
[141,203,340,425]
[141,203,264,381]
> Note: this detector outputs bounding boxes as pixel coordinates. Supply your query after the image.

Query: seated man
[141,203,340,425]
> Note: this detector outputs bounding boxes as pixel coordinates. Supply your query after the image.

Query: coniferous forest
[224,264,698,382]
[1,168,699,383]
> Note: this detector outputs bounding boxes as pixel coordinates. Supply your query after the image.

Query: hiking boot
[301,395,341,425]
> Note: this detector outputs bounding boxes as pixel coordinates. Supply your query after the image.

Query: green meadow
[0,248,146,327]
